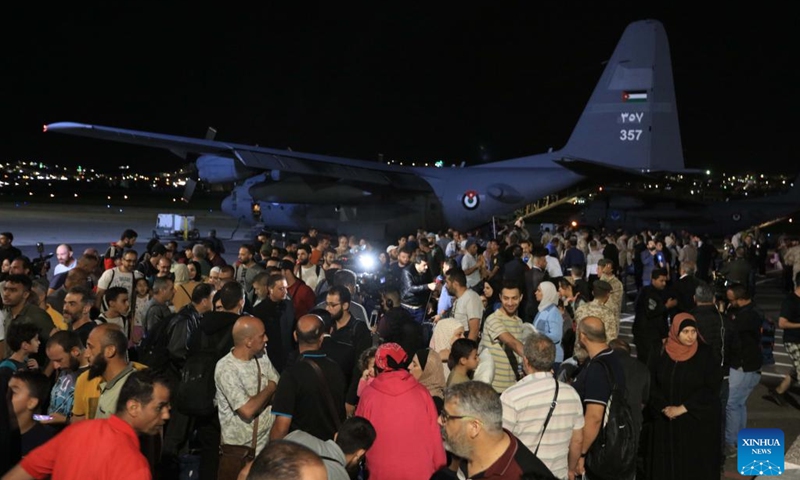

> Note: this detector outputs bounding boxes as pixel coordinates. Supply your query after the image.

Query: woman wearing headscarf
[533,281,564,370]
[429,317,465,378]
[647,313,721,480]
[171,263,200,311]
[408,348,446,412]
[356,343,446,480]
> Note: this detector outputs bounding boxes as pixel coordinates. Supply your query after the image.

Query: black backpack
[174,330,232,416]
[139,313,178,374]
[585,358,637,480]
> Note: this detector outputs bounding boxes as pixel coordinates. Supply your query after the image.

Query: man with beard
[327,286,372,365]
[4,369,170,480]
[480,282,526,394]
[446,268,484,342]
[61,286,97,350]
[235,244,265,303]
[438,381,555,480]
[399,253,436,324]
[40,331,89,426]
[53,244,77,276]
[96,249,143,314]
[295,244,322,292]
[70,331,147,426]
[252,272,296,372]
[285,416,377,480]
[388,246,412,290]
[85,324,141,420]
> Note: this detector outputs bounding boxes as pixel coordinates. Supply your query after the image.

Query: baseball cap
[375,343,408,371]
[465,238,478,249]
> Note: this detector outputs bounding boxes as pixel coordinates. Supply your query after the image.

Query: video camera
[32,242,53,279]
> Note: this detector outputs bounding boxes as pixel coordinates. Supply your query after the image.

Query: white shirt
[53,259,77,276]
[501,372,585,479]
[545,256,563,278]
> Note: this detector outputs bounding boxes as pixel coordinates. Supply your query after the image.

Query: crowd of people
[0,222,797,479]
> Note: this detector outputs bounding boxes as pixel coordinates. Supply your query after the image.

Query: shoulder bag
[303,357,342,429]
[218,358,262,480]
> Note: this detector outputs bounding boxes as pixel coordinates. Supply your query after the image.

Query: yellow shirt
[47,304,67,331]
[72,362,147,420]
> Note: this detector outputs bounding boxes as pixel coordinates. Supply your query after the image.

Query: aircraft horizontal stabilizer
[554,158,655,182]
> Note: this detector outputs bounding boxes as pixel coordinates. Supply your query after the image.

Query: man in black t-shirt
[573,316,630,480]
[766,273,800,407]
[270,314,346,442]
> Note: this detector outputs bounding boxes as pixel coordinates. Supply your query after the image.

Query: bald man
[244,440,327,480]
[270,314,347,441]
[54,244,77,276]
[572,317,630,479]
[214,316,280,455]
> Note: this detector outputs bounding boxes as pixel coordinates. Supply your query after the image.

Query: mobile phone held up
[33,414,53,422]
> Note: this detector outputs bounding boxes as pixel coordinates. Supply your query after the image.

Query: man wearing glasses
[439,381,556,479]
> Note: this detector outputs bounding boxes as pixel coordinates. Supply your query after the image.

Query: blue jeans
[725,368,760,446]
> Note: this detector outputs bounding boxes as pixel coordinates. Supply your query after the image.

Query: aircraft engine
[196,155,257,183]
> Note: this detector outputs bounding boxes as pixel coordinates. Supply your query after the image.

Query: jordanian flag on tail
[623,91,647,102]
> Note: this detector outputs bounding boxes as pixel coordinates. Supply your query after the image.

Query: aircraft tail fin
[562,19,685,172]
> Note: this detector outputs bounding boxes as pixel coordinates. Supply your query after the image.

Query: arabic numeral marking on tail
[619,129,643,141]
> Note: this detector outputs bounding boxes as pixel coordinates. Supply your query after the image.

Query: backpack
[585,357,637,479]
[174,330,232,416]
[139,313,179,374]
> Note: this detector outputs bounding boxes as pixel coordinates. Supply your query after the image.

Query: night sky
[5,5,796,173]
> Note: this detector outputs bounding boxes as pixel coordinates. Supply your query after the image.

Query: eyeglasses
[439,409,480,423]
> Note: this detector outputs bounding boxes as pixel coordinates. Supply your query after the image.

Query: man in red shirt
[2,369,170,480]
[280,260,316,319]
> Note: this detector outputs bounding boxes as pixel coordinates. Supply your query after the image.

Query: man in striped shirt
[479,282,525,393]
[501,333,584,480]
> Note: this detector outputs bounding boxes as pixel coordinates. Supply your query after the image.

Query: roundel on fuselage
[462,190,480,210]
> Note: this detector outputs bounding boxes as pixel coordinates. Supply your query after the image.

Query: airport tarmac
[1,202,246,247]
[4,202,800,478]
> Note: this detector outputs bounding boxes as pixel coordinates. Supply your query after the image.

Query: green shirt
[95,364,136,419]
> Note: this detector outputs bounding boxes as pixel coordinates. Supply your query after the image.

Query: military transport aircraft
[571,177,800,235]
[45,19,689,238]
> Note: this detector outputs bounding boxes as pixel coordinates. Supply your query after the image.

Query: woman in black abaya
[647,313,722,479]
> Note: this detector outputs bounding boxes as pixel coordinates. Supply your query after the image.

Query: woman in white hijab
[533,281,565,370]
[429,317,464,378]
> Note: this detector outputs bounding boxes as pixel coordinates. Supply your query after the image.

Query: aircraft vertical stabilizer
[562,19,685,172]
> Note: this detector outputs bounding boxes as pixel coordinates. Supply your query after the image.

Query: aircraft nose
[221,195,235,217]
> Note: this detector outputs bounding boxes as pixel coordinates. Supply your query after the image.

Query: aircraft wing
[44,122,431,191]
